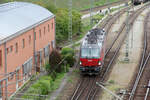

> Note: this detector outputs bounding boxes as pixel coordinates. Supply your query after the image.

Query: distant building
[0,2,55,99]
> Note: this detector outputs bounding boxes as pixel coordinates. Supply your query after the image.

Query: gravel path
[50,68,74,100]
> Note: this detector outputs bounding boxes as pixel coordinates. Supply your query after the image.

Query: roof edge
[0,15,55,45]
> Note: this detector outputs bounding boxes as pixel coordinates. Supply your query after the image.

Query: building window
[48,24,50,32]
[44,27,46,35]
[10,45,13,52]
[8,72,14,80]
[22,58,32,76]
[15,43,18,53]
[51,22,53,29]
[0,50,2,66]
[29,35,31,44]
[22,39,25,48]
[44,44,50,58]
[39,29,41,38]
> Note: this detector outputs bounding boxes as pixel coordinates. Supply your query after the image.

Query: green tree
[55,8,82,44]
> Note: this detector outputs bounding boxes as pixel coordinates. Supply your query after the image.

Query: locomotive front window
[81,48,100,58]
[91,48,100,58]
[81,48,89,58]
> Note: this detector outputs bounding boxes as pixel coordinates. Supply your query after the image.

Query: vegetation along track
[80,0,129,14]
[89,3,150,100]
[128,8,150,100]
[70,6,128,100]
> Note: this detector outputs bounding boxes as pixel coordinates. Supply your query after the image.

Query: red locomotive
[79,28,106,75]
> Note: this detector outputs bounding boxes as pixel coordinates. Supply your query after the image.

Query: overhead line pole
[124,2,130,62]
[90,0,94,27]
[68,0,73,45]
[54,0,56,6]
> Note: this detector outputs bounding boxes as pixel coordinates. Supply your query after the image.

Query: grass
[108,80,115,84]
[18,72,66,100]
[2,0,120,11]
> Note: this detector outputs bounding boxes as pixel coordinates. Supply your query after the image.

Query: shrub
[61,48,75,67]
[45,63,51,75]
[38,81,49,95]
[48,50,62,74]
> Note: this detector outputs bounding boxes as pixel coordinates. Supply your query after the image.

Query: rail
[128,6,150,100]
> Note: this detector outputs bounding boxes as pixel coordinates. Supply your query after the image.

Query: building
[0,2,55,99]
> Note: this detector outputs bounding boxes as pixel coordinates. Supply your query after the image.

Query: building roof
[0,2,54,44]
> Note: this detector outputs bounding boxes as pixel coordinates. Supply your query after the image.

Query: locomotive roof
[81,28,105,48]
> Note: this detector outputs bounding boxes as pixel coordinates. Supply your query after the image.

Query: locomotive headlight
[98,62,101,66]
[80,61,82,65]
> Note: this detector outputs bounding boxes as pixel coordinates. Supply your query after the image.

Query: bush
[22,73,66,100]
[38,81,49,95]
[27,76,52,94]
[45,63,51,75]
[49,50,62,73]
[61,48,75,67]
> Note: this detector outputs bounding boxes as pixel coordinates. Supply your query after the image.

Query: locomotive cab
[79,28,106,75]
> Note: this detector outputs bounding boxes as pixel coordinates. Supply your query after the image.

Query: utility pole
[54,0,56,7]
[107,0,111,14]
[90,0,94,27]
[96,82,123,100]
[68,0,72,44]
[131,1,134,48]
[124,3,130,62]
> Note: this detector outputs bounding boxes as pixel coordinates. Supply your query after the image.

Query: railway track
[94,3,150,100]
[70,6,128,100]
[70,3,150,100]
[128,8,150,100]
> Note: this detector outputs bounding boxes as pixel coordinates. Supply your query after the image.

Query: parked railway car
[79,28,106,75]
[132,0,148,5]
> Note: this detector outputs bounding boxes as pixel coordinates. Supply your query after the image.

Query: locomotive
[79,28,106,75]
[132,0,148,5]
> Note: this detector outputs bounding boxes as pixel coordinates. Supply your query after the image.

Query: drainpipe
[54,16,56,49]
[33,28,36,75]
[4,42,8,100]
